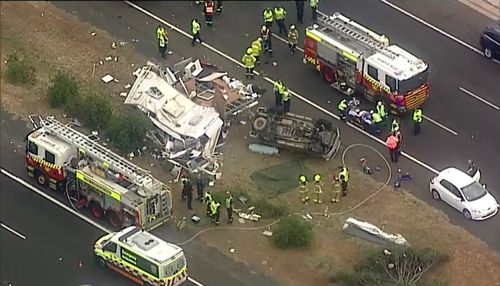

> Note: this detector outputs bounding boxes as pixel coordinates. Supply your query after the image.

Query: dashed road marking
[124,0,440,176]
[0,168,206,286]
[1,222,27,240]
[459,87,500,111]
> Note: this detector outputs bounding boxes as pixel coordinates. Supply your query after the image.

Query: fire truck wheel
[36,171,47,186]
[253,117,269,132]
[320,66,336,84]
[90,202,104,219]
[107,211,123,229]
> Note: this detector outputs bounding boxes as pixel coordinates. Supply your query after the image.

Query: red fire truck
[25,117,173,230]
[304,13,430,114]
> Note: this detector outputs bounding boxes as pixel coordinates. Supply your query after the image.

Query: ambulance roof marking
[115,226,183,262]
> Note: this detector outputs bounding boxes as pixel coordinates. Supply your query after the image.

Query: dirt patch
[1,2,499,286]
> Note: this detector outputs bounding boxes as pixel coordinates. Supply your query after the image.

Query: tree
[106,111,151,154]
[47,71,79,108]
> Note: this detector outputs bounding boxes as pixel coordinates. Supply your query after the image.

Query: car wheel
[96,256,107,268]
[463,209,472,220]
[484,48,492,59]
[431,190,441,201]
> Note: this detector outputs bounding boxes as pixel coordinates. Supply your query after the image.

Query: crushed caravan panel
[125,63,223,176]
[251,107,341,160]
[169,58,263,122]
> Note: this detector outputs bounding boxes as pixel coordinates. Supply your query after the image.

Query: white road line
[377,0,483,55]
[422,115,458,136]
[0,167,207,286]
[1,222,27,240]
[320,2,500,65]
[1,169,110,233]
[123,1,440,176]
[459,87,500,110]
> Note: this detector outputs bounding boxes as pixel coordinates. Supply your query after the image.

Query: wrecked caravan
[125,63,224,176]
[125,60,262,176]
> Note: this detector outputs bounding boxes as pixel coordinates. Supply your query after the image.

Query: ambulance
[94,226,188,286]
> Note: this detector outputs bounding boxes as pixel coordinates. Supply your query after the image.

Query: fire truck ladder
[320,13,399,59]
[41,117,157,192]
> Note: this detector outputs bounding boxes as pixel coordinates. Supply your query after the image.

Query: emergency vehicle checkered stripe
[105,254,187,286]
[30,155,61,171]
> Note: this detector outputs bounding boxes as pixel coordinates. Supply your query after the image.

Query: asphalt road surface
[0,112,276,286]
[47,0,500,252]
[0,173,134,286]
[1,2,499,285]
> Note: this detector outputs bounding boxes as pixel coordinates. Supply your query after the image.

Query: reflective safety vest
[251,39,261,56]
[391,119,400,132]
[159,36,166,47]
[338,99,347,111]
[282,90,290,101]
[156,27,165,40]
[204,191,213,204]
[288,29,298,44]
[339,167,349,182]
[376,104,386,118]
[191,20,200,35]
[386,135,398,150]
[242,53,256,68]
[263,9,274,23]
[210,201,220,215]
[412,109,423,123]
[204,2,214,15]
[372,112,382,123]
[274,81,283,93]
[310,0,319,8]
[225,195,233,209]
[274,7,286,20]
[261,28,271,40]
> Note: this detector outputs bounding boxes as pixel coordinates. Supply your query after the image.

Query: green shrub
[47,71,79,108]
[272,216,313,249]
[253,198,288,218]
[80,93,112,130]
[334,246,448,286]
[106,111,151,154]
[5,52,36,85]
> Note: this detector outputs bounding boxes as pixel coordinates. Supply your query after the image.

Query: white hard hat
[290,24,296,30]
[377,101,382,105]
[370,110,374,114]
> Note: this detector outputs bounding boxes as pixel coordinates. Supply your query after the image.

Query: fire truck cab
[304,13,430,114]
[26,127,76,189]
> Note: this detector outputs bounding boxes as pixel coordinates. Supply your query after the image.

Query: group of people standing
[298,166,349,204]
[181,173,234,225]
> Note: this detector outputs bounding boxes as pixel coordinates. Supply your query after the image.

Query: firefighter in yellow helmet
[298,175,309,203]
[242,47,257,79]
[313,174,323,203]
[288,24,299,55]
[251,38,262,65]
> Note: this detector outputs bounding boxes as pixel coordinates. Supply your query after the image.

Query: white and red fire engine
[304,13,430,114]
[25,117,172,230]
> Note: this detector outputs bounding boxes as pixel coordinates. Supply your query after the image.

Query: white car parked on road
[429,167,498,220]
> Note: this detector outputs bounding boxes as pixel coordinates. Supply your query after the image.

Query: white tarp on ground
[342,217,410,246]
